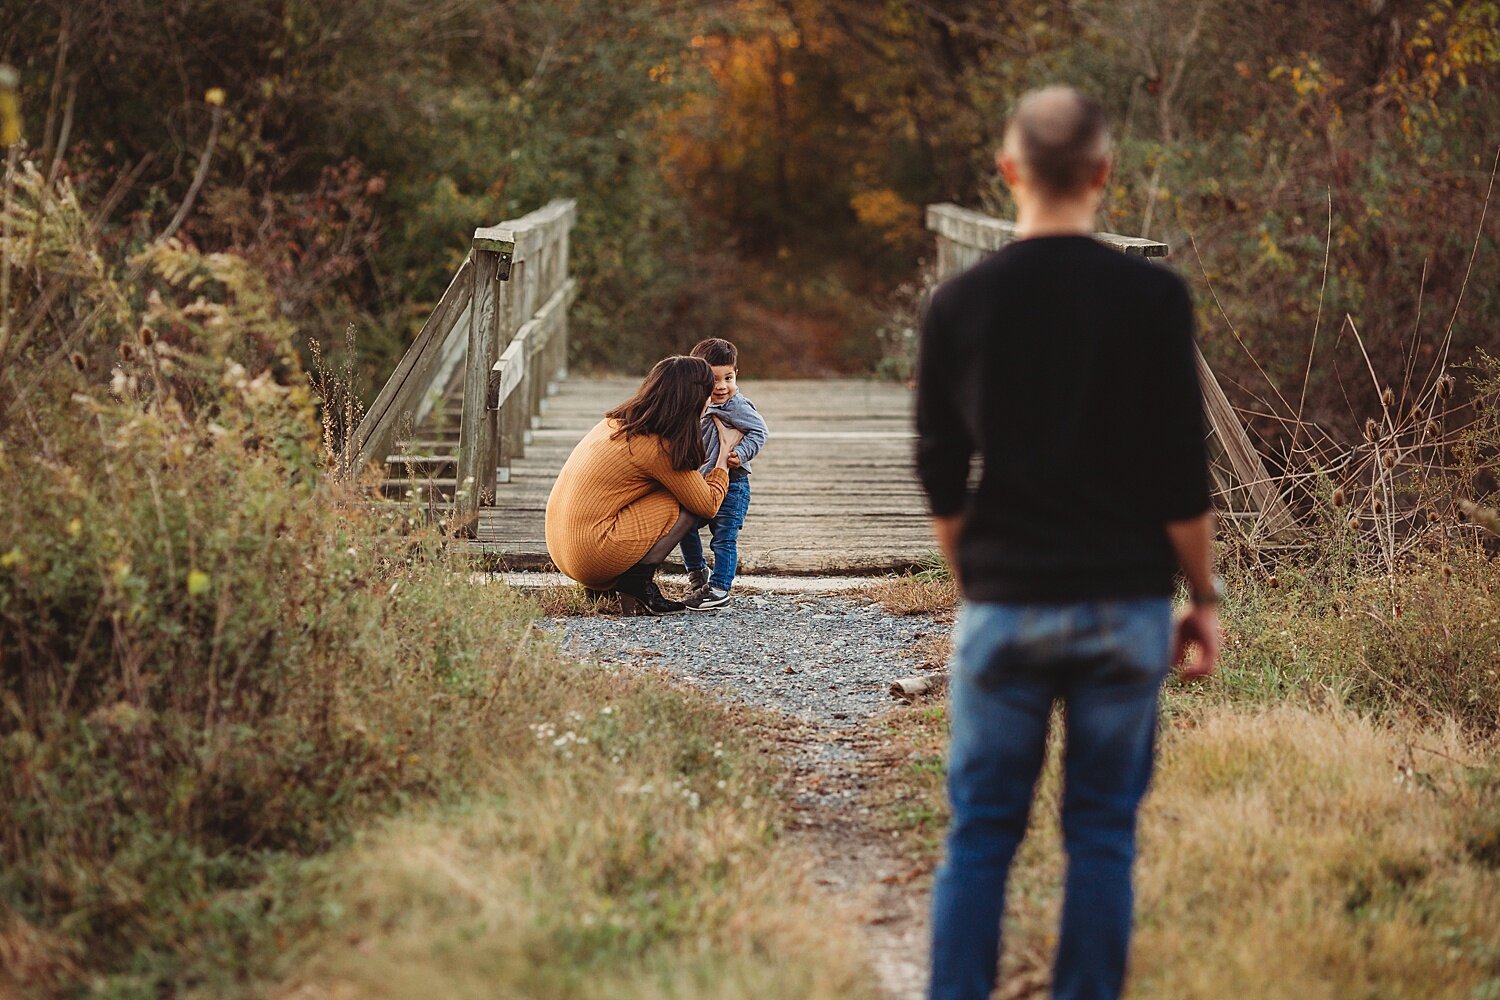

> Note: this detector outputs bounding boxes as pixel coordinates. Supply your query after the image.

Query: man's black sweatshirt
[915,234,1212,602]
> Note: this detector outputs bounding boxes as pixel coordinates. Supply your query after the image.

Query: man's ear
[1089,156,1112,192]
[998,151,1023,190]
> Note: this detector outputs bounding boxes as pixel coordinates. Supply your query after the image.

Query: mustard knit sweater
[545,419,729,589]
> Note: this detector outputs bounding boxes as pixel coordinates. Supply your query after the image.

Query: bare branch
[157,104,223,244]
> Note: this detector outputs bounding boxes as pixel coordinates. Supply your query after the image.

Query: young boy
[680,338,769,611]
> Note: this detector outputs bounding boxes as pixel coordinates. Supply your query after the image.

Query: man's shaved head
[1003,86,1111,198]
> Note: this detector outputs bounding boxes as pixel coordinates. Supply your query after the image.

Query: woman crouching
[545,355,743,615]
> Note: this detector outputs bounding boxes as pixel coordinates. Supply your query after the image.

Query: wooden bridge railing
[925,203,1296,539]
[349,199,577,531]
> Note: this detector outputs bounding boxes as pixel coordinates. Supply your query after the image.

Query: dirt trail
[539,586,944,998]
[765,717,932,999]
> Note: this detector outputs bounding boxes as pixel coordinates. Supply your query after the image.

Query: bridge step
[381,477,458,502]
[393,441,461,454]
[385,454,456,470]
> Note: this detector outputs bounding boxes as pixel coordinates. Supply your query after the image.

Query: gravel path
[540,593,944,726]
[539,589,946,999]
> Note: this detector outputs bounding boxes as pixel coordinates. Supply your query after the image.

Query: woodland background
[2,0,1496,427]
[3,4,1500,996]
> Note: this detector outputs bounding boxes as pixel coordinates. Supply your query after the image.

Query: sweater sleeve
[648,450,730,519]
[914,284,973,518]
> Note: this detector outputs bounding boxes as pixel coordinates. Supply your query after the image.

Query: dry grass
[525,582,613,617]
[265,677,878,1000]
[1215,549,1500,730]
[861,539,1500,996]
[858,570,960,619]
[1131,704,1500,999]
[858,569,958,676]
[867,697,1500,999]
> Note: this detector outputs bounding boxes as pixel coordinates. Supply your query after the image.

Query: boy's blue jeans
[929,597,1173,1000]
[679,476,751,591]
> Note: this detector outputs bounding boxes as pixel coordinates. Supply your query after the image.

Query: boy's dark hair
[689,338,737,368]
[606,356,713,470]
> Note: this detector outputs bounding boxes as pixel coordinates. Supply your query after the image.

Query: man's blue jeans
[679,476,751,591]
[928,598,1173,1000]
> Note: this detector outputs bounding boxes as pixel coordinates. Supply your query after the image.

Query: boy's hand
[727,452,742,468]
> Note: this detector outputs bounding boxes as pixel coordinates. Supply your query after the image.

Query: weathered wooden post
[499,258,528,472]
[454,231,513,532]
[549,217,572,389]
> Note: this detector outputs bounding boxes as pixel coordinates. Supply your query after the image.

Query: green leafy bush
[0,161,530,993]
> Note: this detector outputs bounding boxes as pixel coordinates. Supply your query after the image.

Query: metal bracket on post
[471,236,515,281]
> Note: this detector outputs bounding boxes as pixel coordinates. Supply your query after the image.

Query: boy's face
[709,363,737,405]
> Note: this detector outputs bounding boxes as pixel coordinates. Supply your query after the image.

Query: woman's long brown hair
[606,356,713,471]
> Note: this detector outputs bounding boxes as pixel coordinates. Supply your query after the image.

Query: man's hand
[931,514,963,587]
[1172,605,1221,679]
[727,451,742,468]
[1165,511,1220,679]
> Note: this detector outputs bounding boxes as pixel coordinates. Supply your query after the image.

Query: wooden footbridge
[349,200,1292,576]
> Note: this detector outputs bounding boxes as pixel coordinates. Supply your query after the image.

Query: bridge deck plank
[468,377,935,573]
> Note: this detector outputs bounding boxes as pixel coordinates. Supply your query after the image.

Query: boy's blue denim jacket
[698,392,768,477]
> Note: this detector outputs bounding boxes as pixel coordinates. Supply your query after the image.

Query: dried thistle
[1441,564,1453,582]
[1437,374,1455,399]
[1425,419,1440,437]
[1458,500,1500,537]
[119,342,136,362]
[1427,510,1440,524]
[1381,386,1395,408]
[1410,404,1424,420]
[138,326,157,347]
[1381,451,1396,470]
[1363,417,1378,442]
[1346,516,1361,531]
[68,351,87,373]
[1372,498,1384,516]
[1331,486,1346,508]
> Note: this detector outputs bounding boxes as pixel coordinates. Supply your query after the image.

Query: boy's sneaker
[685,587,731,612]
[686,567,710,593]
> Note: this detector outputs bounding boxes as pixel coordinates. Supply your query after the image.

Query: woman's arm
[714,398,768,465]
[648,433,732,518]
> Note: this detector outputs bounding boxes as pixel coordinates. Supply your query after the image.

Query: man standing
[916,86,1223,1000]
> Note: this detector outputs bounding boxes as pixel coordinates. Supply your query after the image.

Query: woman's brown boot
[614,563,685,616]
